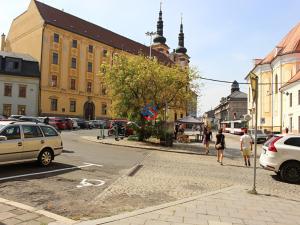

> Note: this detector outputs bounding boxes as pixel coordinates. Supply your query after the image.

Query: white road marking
[0,162,103,182]
[76,178,105,188]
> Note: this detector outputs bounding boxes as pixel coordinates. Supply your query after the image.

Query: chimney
[1,33,5,51]
[252,58,262,66]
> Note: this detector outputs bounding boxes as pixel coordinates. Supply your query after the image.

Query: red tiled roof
[34,0,173,64]
[260,22,300,65]
[280,70,300,89]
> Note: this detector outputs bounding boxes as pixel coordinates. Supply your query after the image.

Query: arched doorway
[83,101,95,120]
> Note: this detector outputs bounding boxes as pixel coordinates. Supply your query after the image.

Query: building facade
[214,81,247,124]
[280,71,300,133]
[0,51,40,116]
[246,22,300,133]
[4,0,193,120]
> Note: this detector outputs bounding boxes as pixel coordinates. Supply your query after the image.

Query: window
[51,75,57,87]
[290,93,293,107]
[18,105,26,115]
[0,126,21,140]
[88,62,93,72]
[174,113,178,121]
[72,39,77,48]
[22,125,43,139]
[19,85,26,98]
[88,45,93,53]
[4,83,12,97]
[70,79,76,90]
[275,74,278,94]
[41,126,58,137]
[289,117,293,133]
[87,82,92,93]
[71,58,77,69]
[54,33,59,43]
[3,104,11,117]
[180,113,183,118]
[101,103,107,115]
[101,85,106,95]
[52,52,58,64]
[6,60,21,72]
[284,138,300,147]
[102,49,108,57]
[70,100,76,112]
[50,99,58,111]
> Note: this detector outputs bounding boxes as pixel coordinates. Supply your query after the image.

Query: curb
[76,185,238,225]
[81,136,206,156]
[0,197,76,224]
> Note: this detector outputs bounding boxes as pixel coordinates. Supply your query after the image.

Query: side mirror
[0,136,7,141]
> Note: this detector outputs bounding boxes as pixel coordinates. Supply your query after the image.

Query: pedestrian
[285,127,289,134]
[240,129,253,167]
[174,123,179,140]
[203,127,212,155]
[44,117,49,125]
[215,128,225,165]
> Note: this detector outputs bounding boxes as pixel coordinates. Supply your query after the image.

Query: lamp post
[145,31,156,58]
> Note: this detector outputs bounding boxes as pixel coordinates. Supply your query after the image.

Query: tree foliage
[102,54,199,122]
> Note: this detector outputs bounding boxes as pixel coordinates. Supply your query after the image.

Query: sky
[1,0,300,116]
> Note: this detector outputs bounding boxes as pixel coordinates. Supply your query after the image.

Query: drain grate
[128,164,143,177]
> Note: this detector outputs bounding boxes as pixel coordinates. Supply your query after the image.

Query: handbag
[215,135,224,150]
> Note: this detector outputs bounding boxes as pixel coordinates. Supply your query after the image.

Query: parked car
[0,115,6,121]
[19,116,42,123]
[70,118,91,129]
[8,115,23,120]
[248,129,268,143]
[260,134,300,183]
[49,117,66,130]
[68,118,79,129]
[108,119,133,137]
[90,120,107,128]
[0,121,63,166]
[64,118,73,130]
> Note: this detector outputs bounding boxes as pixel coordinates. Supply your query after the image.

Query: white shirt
[240,134,252,149]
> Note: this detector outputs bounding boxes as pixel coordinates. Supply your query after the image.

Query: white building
[0,51,40,117]
[280,71,300,134]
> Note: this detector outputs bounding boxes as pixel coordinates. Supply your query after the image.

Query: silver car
[248,129,268,143]
[0,121,63,166]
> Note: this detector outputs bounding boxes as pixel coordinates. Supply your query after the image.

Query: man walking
[240,129,253,166]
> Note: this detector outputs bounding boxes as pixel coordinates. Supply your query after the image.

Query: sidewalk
[77,185,300,225]
[0,197,75,225]
[81,136,208,156]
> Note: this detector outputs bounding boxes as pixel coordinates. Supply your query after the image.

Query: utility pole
[145,31,156,58]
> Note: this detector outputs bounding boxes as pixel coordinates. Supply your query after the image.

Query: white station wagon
[0,121,63,166]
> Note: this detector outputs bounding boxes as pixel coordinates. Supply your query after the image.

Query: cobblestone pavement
[0,198,75,225]
[78,186,300,225]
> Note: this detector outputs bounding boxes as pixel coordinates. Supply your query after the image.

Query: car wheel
[280,161,300,183]
[38,149,53,166]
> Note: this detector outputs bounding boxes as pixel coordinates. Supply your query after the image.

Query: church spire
[153,1,166,44]
[175,15,187,54]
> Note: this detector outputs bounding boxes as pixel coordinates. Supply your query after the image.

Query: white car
[260,134,300,183]
[0,121,63,166]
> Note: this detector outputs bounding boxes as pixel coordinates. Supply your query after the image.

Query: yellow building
[246,22,300,132]
[5,0,191,120]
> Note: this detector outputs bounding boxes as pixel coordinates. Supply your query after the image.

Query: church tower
[152,2,170,56]
[173,16,190,68]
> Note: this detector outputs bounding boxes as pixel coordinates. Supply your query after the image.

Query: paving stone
[9,209,28,215]
[158,214,184,223]
[17,221,43,225]
[208,222,232,225]
[2,217,22,225]
[15,212,40,221]
[220,216,243,224]
[145,220,171,225]
[0,204,15,213]
[0,212,15,220]
[35,215,56,224]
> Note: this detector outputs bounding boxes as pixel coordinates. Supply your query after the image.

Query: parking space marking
[0,162,103,182]
[76,178,105,188]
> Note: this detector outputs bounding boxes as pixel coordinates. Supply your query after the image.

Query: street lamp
[145,31,156,58]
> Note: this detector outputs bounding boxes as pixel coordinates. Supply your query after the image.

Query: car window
[22,125,43,138]
[284,137,300,147]
[0,126,21,140]
[41,126,58,137]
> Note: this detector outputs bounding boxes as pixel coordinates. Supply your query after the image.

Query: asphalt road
[0,129,150,220]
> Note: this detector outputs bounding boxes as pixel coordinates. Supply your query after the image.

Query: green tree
[102,54,199,140]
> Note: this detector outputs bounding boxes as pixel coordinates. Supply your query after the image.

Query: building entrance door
[84,101,95,120]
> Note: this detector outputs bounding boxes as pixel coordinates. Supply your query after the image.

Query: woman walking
[215,129,225,165]
[203,127,212,155]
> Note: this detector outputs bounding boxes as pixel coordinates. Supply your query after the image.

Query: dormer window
[5,58,21,73]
